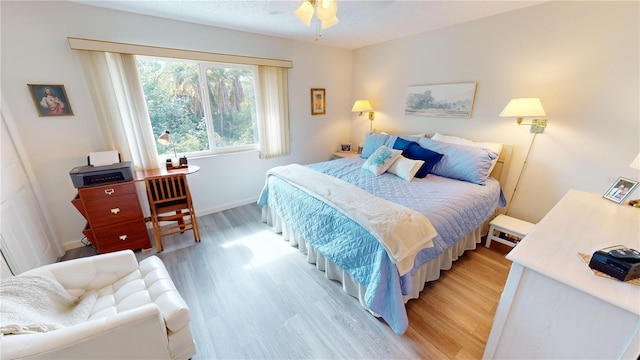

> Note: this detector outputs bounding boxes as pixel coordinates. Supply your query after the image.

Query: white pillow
[387,155,425,181]
[431,132,474,146]
[362,145,402,176]
[431,133,503,174]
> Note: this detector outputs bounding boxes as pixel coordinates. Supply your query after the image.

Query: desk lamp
[157,131,187,169]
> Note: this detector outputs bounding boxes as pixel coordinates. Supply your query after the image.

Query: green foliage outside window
[136,56,258,157]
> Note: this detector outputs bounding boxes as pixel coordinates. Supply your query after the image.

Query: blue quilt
[258,157,506,334]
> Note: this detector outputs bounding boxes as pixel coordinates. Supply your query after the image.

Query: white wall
[2,1,638,253]
[350,1,639,223]
[1,1,352,250]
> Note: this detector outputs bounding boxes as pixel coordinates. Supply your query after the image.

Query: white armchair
[0,250,195,360]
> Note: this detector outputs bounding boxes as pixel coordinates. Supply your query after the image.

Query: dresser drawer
[84,194,142,228]
[92,219,150,253]
[78,182,137,201]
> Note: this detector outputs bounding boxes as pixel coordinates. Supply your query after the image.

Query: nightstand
[485,214,535,248]
[332,151,359,159]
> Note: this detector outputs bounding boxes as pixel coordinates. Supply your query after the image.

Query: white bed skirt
[261,206,481,310]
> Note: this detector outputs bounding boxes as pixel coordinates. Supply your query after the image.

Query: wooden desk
[484,189,640,359]
[135,165,200,180]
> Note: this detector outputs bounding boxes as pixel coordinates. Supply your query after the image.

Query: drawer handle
[110,208,121,215]
[104,189,115,195]
[119,235,128,241]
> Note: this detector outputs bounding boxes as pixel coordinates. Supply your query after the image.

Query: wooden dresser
[72,181,151,253]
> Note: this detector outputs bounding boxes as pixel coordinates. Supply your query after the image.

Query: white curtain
[77,51,160,170]
[257,66,290,159]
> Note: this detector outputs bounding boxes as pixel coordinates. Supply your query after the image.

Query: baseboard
[196,197,258,217]
[63,238,88,250]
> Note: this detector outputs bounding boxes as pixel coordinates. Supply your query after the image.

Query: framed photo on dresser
[603,177,638,204]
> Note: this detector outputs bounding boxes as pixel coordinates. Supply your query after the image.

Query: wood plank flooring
[62,204,513,359]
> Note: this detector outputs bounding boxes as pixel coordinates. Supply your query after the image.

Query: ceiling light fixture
[295,0,339,40]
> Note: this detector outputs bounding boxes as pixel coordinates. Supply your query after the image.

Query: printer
[69,151,134,188]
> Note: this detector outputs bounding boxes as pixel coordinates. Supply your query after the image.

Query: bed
[258,132,512,334]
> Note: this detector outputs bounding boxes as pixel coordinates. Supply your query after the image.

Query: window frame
[137,55,262,160]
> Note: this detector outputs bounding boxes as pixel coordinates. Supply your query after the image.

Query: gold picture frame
[311,88,326,115]
[28,84,74,116]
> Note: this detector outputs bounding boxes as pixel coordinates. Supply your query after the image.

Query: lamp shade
[316,0,337,21]
[499,98,546,117]
[352,100,373,112]
[321,16,339,29]
[630,152,640,170]
[294,1,314,27]
[157,130,171,145]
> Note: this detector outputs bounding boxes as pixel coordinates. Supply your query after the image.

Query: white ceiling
[73,0,545,49]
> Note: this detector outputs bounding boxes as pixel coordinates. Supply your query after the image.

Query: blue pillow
[417,137,497,185]
[392,137,415,151]
[360,132,390,159]
[403,143,444,178]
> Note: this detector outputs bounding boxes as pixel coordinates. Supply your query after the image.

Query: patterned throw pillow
[362,145,402,176]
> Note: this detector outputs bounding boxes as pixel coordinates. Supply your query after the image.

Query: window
[136,56,259,157]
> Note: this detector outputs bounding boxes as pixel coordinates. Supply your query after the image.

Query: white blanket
[0,275,97,335]
[267,164,437,275]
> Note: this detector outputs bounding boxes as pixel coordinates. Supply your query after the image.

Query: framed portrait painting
[603,177,639,204]
[28,84,74,117]
[311,88,326,115]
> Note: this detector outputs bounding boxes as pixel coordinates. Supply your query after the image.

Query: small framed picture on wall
[28,84,74,116]
[311,88,326,115]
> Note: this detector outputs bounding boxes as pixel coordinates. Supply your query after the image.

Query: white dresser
[484,189,640,359]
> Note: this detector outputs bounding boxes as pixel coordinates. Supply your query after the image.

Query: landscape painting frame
[405,82,477,118]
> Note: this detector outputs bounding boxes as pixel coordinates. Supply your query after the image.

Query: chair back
[144,173,200,251]
[146,174,190,210]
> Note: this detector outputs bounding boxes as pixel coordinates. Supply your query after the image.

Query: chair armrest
[22,250,140,293]
[1,304,171,360]
[140,256,191,332]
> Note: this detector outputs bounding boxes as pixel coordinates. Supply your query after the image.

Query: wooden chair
[145,173,200,252]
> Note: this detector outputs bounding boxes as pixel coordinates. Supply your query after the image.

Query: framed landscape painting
[405,82,477,118]
[28,84,73,116]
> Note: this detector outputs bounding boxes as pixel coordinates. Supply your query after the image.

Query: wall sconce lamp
[499,97,549,215]
[352,100,375,132]
[499,98,547,133]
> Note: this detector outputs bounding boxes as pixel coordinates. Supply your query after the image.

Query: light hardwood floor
[63,204,512,359]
